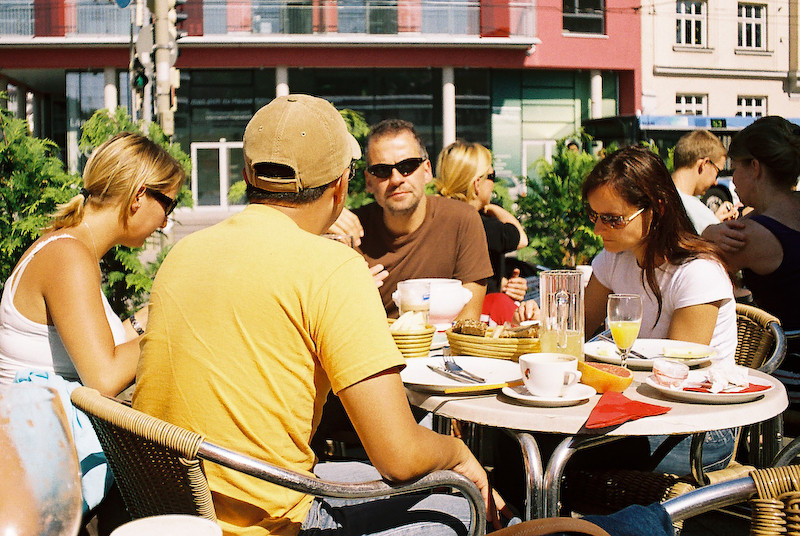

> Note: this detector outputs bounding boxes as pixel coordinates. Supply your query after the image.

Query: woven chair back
[735,304,781,371]
[70,387,217,521]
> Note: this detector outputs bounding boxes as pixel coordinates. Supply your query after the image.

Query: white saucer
[501,383,597,407]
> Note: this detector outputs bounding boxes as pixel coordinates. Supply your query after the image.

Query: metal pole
[152,0,173,136]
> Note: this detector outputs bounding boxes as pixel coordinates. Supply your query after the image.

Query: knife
[427,364,483,384]
[442,379,524,394]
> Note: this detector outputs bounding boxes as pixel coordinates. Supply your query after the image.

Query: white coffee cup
[111,515,222,536]
[518,353,581,398]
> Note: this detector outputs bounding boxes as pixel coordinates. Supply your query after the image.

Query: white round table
[406,368,788,518]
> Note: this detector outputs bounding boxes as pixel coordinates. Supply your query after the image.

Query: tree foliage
[0,105,78,295]
[516,137,604,269]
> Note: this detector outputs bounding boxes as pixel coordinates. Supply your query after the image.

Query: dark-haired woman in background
[703,116,800,432]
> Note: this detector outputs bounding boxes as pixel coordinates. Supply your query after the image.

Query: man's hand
[702,220,747,253]
[714,201,738,222]
[370,264,388,288]
[512,299,540,324]
[328,208,364,247]
[501,268,527,302]
[450,442,493,524]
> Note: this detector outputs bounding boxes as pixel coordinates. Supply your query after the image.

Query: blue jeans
[299,462,472,536]
[646,427,738,475]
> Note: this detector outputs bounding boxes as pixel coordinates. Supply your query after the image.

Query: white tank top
[0,234,126,383]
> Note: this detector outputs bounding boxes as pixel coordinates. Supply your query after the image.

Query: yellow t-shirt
[133,204,405,536]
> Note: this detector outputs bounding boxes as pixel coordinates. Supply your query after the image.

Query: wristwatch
[130,313,145,336]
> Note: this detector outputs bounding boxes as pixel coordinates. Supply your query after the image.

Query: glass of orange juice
[606,294,642,369]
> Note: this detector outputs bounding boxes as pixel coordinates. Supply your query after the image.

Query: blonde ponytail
[45,191,88,232]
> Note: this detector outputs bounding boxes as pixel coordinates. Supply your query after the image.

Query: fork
[443,356,486,383]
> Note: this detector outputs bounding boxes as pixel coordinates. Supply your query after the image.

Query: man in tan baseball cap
[134,94,492,536]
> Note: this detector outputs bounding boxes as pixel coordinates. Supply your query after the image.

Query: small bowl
[388,319,435,359]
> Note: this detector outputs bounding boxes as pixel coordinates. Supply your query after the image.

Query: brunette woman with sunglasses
[0,132,185,396]
[579,145,738,474]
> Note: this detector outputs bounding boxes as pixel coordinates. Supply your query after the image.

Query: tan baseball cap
[243,94,361,193]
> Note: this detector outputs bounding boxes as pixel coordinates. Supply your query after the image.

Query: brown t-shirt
[354,196,493,317]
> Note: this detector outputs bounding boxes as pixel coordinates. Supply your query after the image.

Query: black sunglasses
[485,171,497,182]
[366,157,426,179]
[146,188,178,216]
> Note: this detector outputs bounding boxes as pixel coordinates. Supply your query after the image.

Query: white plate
[644,375,773,404]
[401,356,521,394]
[501,383,597,407]
[584,339,716,370]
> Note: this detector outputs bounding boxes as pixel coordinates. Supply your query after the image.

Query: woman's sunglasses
[586,206,645,229]
[146,188,178,216]
[366,157,426,179]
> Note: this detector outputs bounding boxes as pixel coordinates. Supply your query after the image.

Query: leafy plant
[515,137,603,269]
[77,108,192,316]
[0,104,78,295]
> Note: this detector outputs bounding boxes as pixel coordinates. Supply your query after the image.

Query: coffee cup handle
[563,370,581,387]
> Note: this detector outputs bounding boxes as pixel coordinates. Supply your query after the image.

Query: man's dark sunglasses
[146,188,178,216]
[486,171,497,182]
[366,157,426,179]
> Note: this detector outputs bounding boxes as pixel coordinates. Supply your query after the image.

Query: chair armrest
[489,518,611,536]
[197,442,486,536]
[758,321,787,374]
[661,476,755,523]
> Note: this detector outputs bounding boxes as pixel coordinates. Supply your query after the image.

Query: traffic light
[132,58,149,93]
[168,0,189,41]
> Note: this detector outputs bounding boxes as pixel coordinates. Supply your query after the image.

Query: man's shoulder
[428,196,481,221]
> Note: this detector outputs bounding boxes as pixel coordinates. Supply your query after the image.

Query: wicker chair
[493,465,800,535]
[563,304,788,518]
[70,386,486,536]
[734,304,787,468]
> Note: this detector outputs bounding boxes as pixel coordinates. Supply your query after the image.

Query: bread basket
[388,319,436,359]
[446,327,540,361]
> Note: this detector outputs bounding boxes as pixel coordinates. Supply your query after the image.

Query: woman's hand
[501,269,527,301]
[512,299,540,324]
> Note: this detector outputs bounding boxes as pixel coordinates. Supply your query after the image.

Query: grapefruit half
[578,361,633,393]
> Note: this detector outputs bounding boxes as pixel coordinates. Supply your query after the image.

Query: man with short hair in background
[330,119,493,319]
[672,129,738,234]
[133,95,491,536]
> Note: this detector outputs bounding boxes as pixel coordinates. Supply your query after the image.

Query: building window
[676,1,706,46]
[675,94,707,115]
[736,96,766,117]
[738,3,765,49]
[563,0,604,34]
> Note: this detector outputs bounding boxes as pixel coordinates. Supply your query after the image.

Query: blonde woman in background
[0,132,185,396]
[436,140,537,323]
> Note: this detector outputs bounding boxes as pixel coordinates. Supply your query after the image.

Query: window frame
[737,3,766,50]
[675,94,707,116]
[675,0,707,47]
[736,96,767,117]
[562,0,605,35]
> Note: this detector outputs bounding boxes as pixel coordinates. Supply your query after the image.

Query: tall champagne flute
[0,384,82,536]
[607,294,643,369]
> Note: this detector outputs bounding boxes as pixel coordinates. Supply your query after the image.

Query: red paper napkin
[683,383,770,394]
[585,391,671,429]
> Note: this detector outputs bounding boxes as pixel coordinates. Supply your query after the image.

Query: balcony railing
[212,0,534,38]
[1,0,534,39]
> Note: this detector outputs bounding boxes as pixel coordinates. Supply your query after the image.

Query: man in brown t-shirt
[330,119,492,319]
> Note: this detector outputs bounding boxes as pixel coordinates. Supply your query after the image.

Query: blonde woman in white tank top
[0,132,185,396]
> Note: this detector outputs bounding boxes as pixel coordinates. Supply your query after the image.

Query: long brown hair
[582,145,728,324]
